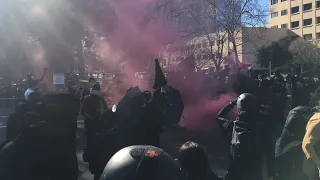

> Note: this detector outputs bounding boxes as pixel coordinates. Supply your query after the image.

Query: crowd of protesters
[0,59,320,180]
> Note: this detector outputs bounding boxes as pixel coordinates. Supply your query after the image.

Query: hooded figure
[153,59,167,89]
[80,82,108,180]
[216,93,269,180]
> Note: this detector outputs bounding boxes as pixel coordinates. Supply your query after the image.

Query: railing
[0,98,15,145]
[0,98,15,111]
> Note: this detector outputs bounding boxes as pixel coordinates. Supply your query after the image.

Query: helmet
[100,145,187,180]
[236,93,257,111]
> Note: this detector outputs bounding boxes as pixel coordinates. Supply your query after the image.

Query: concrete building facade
[269,0,320,40]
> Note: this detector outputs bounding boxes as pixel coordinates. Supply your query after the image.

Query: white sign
[53,74,65,85]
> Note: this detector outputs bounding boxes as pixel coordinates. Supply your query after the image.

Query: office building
[269,0,320,40]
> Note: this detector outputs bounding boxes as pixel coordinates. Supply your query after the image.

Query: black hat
[153,59,167,89]
[100,145,186,180]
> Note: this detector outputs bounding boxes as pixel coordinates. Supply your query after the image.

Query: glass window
[317,17,320,24]
[303,34,312,41]
[281,10,288,16]
[271,25,278,28]
[303,3,312,11]
[291,21,299,28]
[271,12,279,18]
[291,6,299,14]
[303,18,312,26]
[271,0,278,5]
[317,1,320,8]
[317,33,320,40]
[281,0,287,2]
[281,24,287,28]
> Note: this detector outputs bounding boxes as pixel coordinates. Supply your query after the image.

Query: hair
[178,141,210,180]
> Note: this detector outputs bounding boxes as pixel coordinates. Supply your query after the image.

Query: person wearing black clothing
[216,93,274,180]
[5,102,26,142]
[275,106,314,180]
[0,112,50,180]
[80,82,108,180]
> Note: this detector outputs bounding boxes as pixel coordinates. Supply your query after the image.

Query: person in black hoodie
[0,111,49,180]
[216,93,272,180]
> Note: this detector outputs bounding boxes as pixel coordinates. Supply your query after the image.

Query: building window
[303,3,312,11]
[303,18,312,26]
[271,25,278,28]
[317,1,320,8]
[291,21,299,28]
[281,0,287,2]
[271,0,278,5]
[317,17,320,24]
[303,34,312,41]
[317,33,320,40]
[281,10,288,16]
[271,12,278,18]
[281,24,288,28]
[291,6,299,14]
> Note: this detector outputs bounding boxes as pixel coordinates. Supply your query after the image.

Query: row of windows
[272,17,320,29]
[271,2,320,18]
[302,33,320,40]
[271,24,287,28]
[271,0,286,5]
[271,0,320,7]
[291,17,320,28]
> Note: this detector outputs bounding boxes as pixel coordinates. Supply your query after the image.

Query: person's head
[27,73,32,80]
[178,141,210,180]
[91,82,101,96]
[236,93,258,112]
[100,145,186,180]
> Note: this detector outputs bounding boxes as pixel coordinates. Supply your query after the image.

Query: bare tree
[163,30,228,73]
[146,0,268,67]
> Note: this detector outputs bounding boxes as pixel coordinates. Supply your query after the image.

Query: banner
[53,73,65,85]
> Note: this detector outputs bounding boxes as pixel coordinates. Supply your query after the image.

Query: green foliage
[310,86,320,107]
[256,42,292,68]
[289,38,320,66]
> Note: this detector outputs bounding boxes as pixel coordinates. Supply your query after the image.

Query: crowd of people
[0,59,320,180]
